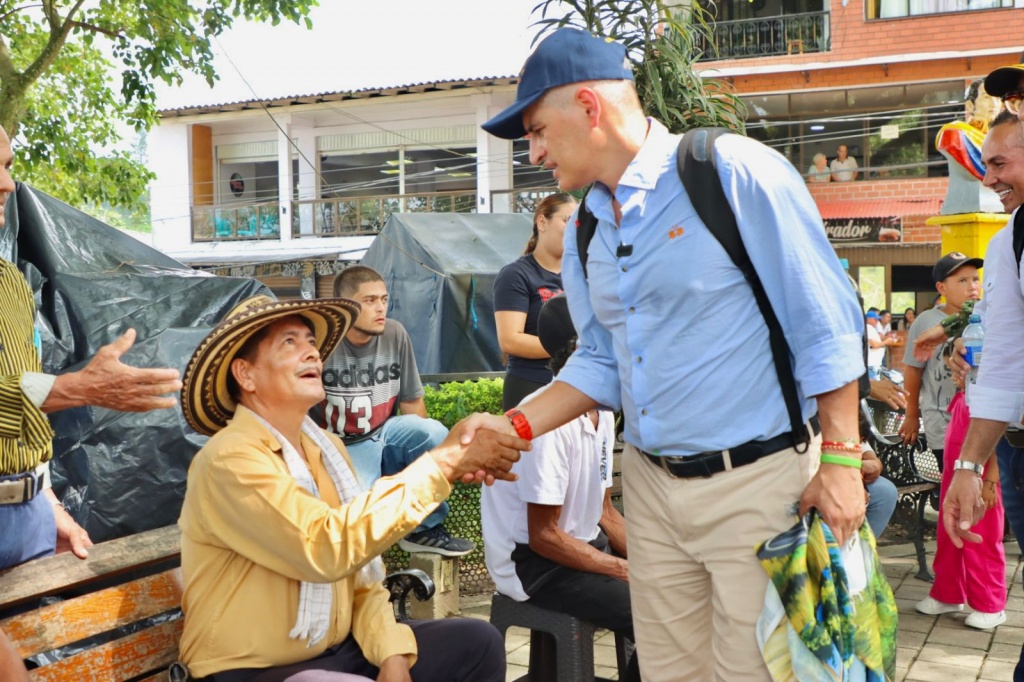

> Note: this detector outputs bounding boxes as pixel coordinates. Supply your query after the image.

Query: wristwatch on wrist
[953,459,984,476]
[504,408,533,440]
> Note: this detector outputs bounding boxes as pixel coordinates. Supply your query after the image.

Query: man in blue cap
[472,27,866,681]
[865,309,896,377]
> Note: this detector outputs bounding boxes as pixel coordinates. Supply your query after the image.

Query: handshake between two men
[436,415,530,487]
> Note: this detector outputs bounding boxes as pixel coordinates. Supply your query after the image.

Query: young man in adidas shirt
[314,266,474,556]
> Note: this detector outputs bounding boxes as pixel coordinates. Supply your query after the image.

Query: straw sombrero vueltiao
[181,294,360,437]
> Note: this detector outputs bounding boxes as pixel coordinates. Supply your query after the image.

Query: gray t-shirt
[903,307,955,448]
[314,319,424,443]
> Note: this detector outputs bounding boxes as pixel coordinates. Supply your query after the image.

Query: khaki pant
[622,437,820,681]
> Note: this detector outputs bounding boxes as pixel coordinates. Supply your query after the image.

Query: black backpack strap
[1014,208,1024,279]
[575,186,598,279]
[677,128,810,451]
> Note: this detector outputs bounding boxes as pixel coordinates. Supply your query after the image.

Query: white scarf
[251,411,386,647]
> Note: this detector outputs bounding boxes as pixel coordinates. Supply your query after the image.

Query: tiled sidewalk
[882,539,1023,682]
[461,540,1024,682]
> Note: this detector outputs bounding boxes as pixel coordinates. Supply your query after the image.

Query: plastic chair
[489,592,633,682]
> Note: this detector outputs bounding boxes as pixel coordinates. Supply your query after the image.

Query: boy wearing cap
[176,295,525,681]
[474,27,866,680]
[480,294,638,682]
[900,253,983,463]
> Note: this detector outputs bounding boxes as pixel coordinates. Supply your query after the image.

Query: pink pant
[931,391,1006,613]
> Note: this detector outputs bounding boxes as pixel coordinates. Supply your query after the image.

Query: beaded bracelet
[820,453,863,469]
[821,440,860,454]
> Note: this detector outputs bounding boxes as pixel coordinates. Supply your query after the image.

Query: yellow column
[927,212,1010,260]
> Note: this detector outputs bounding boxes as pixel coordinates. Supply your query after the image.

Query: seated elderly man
[177,295,526,682]
[481,294,639,682]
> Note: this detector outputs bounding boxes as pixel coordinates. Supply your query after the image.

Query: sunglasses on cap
[1002,90,1024,116]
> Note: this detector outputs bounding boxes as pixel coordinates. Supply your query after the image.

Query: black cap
[933,252,983,283]
[984,63,1024,98]
[537,293,577,358]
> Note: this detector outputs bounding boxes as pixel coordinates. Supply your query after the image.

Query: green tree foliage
[532,0,745,134]
[0,0,316,211]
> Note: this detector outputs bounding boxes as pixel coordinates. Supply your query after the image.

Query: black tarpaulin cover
[359,212,531,375]
[1,184,268,541]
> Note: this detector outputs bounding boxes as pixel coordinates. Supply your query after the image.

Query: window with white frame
[866,0,1011,19]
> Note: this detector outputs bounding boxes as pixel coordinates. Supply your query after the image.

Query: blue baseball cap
[865,311,880,320]
[482,28,634,140]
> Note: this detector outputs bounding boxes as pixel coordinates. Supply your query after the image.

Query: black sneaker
[398,525,475,557]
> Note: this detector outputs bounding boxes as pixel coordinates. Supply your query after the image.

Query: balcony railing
[291,191,477,237]
[192,201,282,242]
[697,11,830,61]
[490,188,563,215]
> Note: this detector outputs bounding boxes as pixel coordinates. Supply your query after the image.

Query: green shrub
[422,378,504,429]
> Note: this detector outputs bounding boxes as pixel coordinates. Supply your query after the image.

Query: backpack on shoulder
[573,128,868,448]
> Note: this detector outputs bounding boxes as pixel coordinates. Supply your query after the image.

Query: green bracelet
[820,453,863,469]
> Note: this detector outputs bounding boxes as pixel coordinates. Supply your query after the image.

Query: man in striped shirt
[0,125,183,570]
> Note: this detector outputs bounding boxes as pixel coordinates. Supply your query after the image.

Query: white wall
[148,123,192,254]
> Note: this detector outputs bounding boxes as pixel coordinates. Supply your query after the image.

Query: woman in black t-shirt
[493,193,576,410]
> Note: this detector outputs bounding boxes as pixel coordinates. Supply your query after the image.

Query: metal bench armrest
[384,569,435,622]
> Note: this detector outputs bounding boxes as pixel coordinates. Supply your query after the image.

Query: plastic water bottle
[962,314,984,385]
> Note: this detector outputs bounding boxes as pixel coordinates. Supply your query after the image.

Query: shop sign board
[823,216,902,243]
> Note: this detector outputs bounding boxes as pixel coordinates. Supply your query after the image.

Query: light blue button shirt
[557,120,864,456]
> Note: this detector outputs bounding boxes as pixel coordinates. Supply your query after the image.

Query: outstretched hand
[912,324,947,363]
[50,329,182,413]
[430,414,530,485]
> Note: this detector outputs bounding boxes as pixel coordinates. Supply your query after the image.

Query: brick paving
[460,539,1024,681]
[882,539,1024,682]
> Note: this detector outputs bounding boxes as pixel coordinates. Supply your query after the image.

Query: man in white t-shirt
[481,294,638,682]
[831,144,860,182]
[879,310,892,336]
[865,310,896,376]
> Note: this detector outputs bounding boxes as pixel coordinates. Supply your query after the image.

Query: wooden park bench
[861,398,941,581]
[0,524,433,681]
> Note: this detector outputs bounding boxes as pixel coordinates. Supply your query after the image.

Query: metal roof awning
[816,198,943,219]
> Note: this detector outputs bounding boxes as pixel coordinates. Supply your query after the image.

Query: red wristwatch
[504,408,533,440]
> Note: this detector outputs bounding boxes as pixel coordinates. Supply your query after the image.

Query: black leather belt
[640,416,821,479]
[0,470,44,505]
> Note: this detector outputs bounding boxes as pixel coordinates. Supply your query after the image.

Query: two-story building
[149,0,1024,306]
[149,77,547,296]
[696,0,1024,313]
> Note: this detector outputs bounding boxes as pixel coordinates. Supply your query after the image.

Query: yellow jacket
[178,405,451,677]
